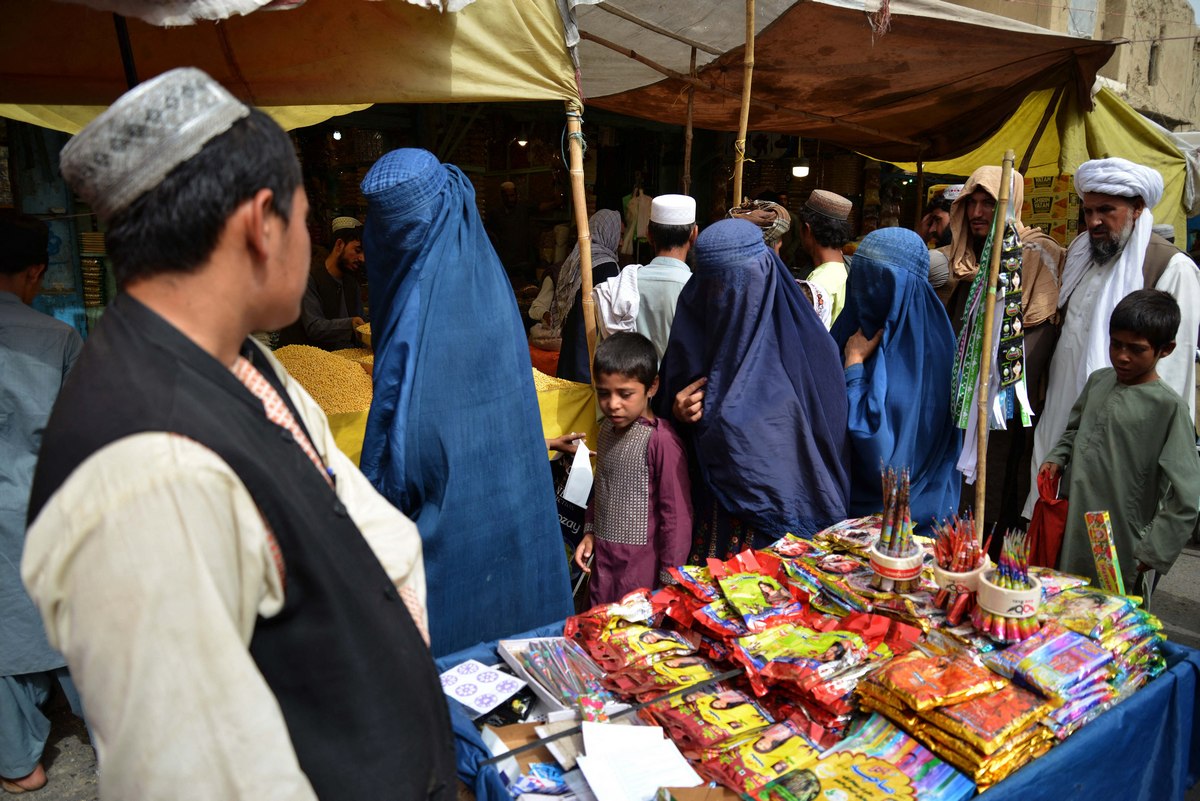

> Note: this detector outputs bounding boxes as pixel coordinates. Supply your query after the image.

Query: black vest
[29,294,455,801]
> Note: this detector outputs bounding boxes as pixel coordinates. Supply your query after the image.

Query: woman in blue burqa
[655,218,850,559]
[830,227,960,532]
[359,149,571,656]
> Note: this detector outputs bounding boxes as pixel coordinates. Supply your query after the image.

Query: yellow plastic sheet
[533,369,598,454]
[328,410,369,467]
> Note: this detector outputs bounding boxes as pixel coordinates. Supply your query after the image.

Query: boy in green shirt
[1039,289,1200,596]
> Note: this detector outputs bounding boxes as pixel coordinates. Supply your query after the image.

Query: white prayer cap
[331,216,363,233]
[650,194,696,226]
[942,184,965,202]
[1073,157,1163,209]
[60,68,249,223]
[1151,223,1176,242]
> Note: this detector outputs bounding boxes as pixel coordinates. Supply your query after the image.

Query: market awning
[0,0,575,133]
[572,0,1117,163]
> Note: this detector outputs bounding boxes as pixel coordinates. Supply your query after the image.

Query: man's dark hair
[332,227,363,248]
[799,207,852,249]
[648,221,694,251]
[593,332,658,389]
[105,109,303,288]
[925,197,953,215]
[0,210,50,275]
[1110,289,1180,351]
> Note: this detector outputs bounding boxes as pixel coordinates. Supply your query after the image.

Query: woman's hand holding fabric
[843,328,883,368]
[673,377,707,424]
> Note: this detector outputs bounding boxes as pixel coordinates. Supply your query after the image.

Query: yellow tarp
[0,103,373,136]
[0,0,575,130]
[329,410,369,466]
[533,369,598,455]
[894,88,1188,243]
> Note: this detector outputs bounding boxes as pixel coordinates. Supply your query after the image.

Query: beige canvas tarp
[573,0,1115,163]
[0,0,576,133]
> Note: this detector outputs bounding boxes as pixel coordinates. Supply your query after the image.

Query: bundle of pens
[971,530,1042,643]
[519,639,616,720]
[870,468,921,593]
[931,515,988,625]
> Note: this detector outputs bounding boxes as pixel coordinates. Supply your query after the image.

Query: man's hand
[350,316,366,331]
[1038,462,1062,482]
[1136,561,1152,574]
[574,534,594,572]
[673,377,707,424]
[547,432,586,455]
[844,328,883,368]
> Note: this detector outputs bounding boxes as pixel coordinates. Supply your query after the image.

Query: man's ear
[332,239,345,257]
[1131,196,1146,221]
[1159,340,1176,358]
[244,188,275,262]
[689,225,699,246]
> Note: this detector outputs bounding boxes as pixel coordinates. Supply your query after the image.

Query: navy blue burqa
[830,228,961,531]
[655,219,850,541]
[360,149,571,656]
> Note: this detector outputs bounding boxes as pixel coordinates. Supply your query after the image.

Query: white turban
[1073,157,1164,209]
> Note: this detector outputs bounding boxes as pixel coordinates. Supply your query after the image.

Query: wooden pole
[566,103,596,373]
[731,0,755,207]
[914,158,925,228]
[974,148,1015,537]
[683,47,696,195]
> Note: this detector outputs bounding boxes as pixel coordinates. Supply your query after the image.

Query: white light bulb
[332,130,343,141]
[792,165,810,178]
[517,138,529,147]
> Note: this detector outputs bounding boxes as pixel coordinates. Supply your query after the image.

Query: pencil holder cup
[868,545,924,582]
[931,558,990,595]
[976,570,1042,619]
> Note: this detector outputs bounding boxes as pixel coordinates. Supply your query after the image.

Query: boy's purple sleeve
[1135,401,1200,574]
[648,419,694,584]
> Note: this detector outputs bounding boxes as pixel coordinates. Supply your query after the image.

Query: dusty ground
[21,543,1200,801]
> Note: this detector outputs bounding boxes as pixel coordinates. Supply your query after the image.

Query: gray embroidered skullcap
[804,189,853,221]
[60,68,250,223]
[331,216,363,233]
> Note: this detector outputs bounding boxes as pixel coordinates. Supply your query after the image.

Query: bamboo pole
[566,103,596,372]
[974,149,1015,537]
[914,159,925,228]
[731,0,755,207]
[683,47,696,195]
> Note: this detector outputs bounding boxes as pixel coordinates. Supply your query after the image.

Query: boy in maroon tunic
[574,333,693,604]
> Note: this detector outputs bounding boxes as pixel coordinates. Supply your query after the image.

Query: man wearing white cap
[1024,157,1200,519]
[634,194,697,359]
[22,69,454,800]
[279,215,366,349]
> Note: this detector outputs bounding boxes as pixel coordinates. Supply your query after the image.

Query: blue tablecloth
[439,629,1200,801]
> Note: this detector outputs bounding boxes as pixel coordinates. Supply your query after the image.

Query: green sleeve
[1134,401,1200,574]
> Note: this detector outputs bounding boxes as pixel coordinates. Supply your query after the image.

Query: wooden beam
[732,0,755,207]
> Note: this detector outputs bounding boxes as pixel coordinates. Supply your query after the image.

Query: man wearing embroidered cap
[798,189,854,324]
[634,194,698,359]
[278,215,367,349]
[1024,157,1200,519]
[22,68,454,800]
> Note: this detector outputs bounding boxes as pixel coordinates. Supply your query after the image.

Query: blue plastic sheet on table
[438,628,1199,801]
[437,621,566,801]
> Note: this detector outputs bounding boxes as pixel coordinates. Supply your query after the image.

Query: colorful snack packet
[693,600,751,638]
[564,589,657,643]
[602,654,718,701]
[1083,511,1125,594]
[732,625,867,695]
[582,625,697,672]
[813,514,883,555]
[871,652,1006,711]
[825,713,975,801]
[668,565,721,602]
[981,622,1073,679]
[922,683,1051,755]
[719,573,795,618]
[755,753,918,801]
[1016,630,1112,702]
[1029,566,1090,599]
[1040,587,1134,639]
[700,720,820,796]
[648,688,773,753]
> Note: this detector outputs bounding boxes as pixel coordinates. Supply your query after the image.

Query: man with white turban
[1024,157,1200,519]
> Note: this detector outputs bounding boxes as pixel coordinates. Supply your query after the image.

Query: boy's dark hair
[105,109,303,288]
[799,207,852,249]
[593,332,658,389]
[0,210,50,275]
[1110,289,1180,350]
[648,221,694,251]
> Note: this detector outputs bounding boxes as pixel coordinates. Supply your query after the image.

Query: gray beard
[1089,218,1135,264]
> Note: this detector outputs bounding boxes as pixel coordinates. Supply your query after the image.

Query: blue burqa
[830,227,961,531]
[360,149,571,656]
[655,219,850,538]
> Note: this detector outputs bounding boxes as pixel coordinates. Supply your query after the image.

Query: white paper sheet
[561,440,593,507]
[577,723,701,801]
[439,659,526,716]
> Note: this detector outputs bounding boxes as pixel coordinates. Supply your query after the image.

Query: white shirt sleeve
[1155,252,1200,421]
[22,433,318,801]
[528,275,555,320]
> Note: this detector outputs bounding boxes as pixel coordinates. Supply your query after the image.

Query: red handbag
[1028,470,1068,568]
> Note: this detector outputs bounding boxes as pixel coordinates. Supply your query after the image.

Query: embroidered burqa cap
[804,189,852,221]
[60,68,249,223]
[728,199,791,245]
[650,194,696,225]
